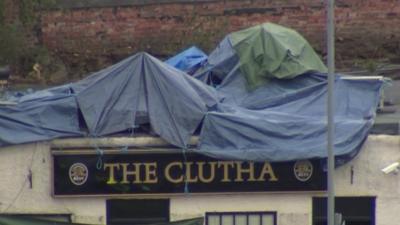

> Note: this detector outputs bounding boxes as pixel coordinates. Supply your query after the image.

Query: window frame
[312,196,376,225]
[106,199,170,225]
[206,211,277,225]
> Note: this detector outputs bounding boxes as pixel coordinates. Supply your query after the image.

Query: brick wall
[1,0,19,24]
[33,0,400,71]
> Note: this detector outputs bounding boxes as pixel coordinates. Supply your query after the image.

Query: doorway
[312,197,375,225]
[107,199,170,225]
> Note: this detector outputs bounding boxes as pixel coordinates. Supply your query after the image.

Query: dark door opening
[312,197,375,225]
[107,199,170,225]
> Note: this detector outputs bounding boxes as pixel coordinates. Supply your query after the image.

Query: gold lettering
[121,163,141,184]
[143,162,158,184]
[218,161,235,182]
[165,162,184,183]
[104,163,120,184]
[257,162,278,181]
[184,162,198,183]
[235,162,256,182]
[197,162,217,183]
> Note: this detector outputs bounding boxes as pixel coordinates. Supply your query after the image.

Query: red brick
[1,0,395,70]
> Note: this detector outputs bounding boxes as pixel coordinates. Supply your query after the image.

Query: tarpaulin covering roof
[230,23,327,88]
[0,23,384,163]
[198,70,382,163]
[0,53,218,148]
[72,53,218,147]
[194,23,327,88]
[165,46,207,74]
[0,85,83,146]
[193,36,239,84]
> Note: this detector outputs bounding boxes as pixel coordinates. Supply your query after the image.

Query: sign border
[51,149,327,198]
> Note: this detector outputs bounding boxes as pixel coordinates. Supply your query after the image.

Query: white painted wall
[0,135,398,225]
[333,135,400,225]
[0,142,106,224]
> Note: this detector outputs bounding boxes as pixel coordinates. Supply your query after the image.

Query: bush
[0,24,26,67]
[0,0,56,79]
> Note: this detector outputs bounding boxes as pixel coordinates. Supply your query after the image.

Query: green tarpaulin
[0,216,204,225]
[151,218,204,225]
[0,216,89,225]
[230,23,327,88]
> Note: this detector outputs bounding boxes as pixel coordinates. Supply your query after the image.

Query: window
[206,212,277,225]
[107,199,169,225]
[313,197,375,225]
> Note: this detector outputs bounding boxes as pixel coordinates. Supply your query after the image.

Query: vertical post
[326,0,335,225]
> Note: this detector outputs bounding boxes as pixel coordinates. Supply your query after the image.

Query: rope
[120,127,135,152]
[91,126,137,169]
[95,146,104,170]
[87,133,104,170]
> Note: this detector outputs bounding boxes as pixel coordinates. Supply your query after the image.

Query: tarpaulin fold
[165,46,207,74]
[73,52,219,148]
[0,86,83,146]
[193,37,239,85]
[0,53,219,149]
[198,73,383,162]
[0,23,384,164]
[230,23,327,88]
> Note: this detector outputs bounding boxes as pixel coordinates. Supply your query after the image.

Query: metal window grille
[206,212,277,225]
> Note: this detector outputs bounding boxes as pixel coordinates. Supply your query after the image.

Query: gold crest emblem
[69,163,88,186]
[293,160,313,182]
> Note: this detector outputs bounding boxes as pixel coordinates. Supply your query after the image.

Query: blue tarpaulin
[198,71,383,162]
[0,23,384,163]
[73,53,218,147]
[0,85,83,146]
[194,37,239,85]
[0,53,218,148]
[165,46,207,74]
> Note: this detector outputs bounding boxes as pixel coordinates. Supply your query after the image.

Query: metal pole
[326,0,335,224]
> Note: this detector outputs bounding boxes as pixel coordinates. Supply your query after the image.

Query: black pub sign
[52,150,326,196]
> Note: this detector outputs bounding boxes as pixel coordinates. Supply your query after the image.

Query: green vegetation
[0,0,56,81]
[0,0,5,25]
[0,24,25,66]
[18,0,55,25]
